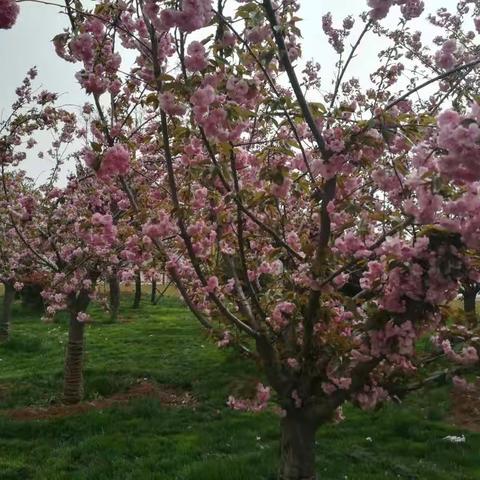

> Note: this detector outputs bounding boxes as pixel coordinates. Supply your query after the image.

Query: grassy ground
[0,295,479,480]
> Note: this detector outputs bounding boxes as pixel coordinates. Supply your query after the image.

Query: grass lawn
[0,294,479,479]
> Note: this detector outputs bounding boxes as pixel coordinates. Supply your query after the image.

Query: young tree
[462,281,479,327]
[6,0,480,477]
[108,270,121,321]
[0,172,30,342]
[133,270,142,308]
[0,67,73,342]
[150,277,156,304]
[0,71,144,403]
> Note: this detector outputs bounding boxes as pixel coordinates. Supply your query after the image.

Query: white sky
[0,0,461,184]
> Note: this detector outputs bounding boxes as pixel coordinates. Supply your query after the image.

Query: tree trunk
[278,412,318,480]
[63,310,85,404]
[0,281,15,343]
[133,272,141,309]
[63,290,92,404]
[108,275,120,322]
[151,279,157,304]
[463,285,478,328]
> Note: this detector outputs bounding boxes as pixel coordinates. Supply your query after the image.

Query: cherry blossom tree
[4,0,480,478]
[0,71,146,403]
[0,171,36,342]
[0,67,74,341]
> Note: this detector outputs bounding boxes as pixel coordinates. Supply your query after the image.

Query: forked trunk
[151,279,157,304]
[0,281,15,343]
[463,286,478,328]
[133,272,141,309]
[278,411,318,480]
[108,275,120,321]
[63,311,85,404]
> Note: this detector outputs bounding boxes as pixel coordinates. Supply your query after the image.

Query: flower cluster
[227,383,271,412]
[185,41,208,72]
[368,0,424,20]
[161,0,213,33]
[0,0,19,29]
[436,105,480,183]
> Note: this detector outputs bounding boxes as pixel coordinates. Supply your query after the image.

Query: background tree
[132,270,142,309]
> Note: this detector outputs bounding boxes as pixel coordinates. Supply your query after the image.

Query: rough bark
[108,274,120,321]
[278,411,318,480]
[0,281,15,343]
[63,290,91,404]
[133,272,141,309]
[63,312,85,404]
[151,279,157,305]
[463,285,478,328]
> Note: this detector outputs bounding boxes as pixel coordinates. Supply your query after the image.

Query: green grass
[0,295,479,479]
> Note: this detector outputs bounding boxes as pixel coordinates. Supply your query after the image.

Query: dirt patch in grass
[449,381,480,432]
[1,381,197,421]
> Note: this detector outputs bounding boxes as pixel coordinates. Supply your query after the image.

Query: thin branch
[329,20,373,111]
[262,0,328,157]
[384,58,480,112]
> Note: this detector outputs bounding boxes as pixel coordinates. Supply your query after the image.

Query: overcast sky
[0,0,461,184]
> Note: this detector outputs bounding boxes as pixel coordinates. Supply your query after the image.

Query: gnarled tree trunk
[278,410,318,480]
[108,274,120,322]
[133,271,141,309]
[151,279,157,304]
[63,290,91,404]
[0,281,15,343]
[463,284,479,328]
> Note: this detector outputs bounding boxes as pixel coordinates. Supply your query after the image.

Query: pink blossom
[368,0,393,20]
[400,0,424,20]
[442,340,479,365]
[0,0,19,29]
[322,382,337,395]
[185,54,208,72]
[333,377,352,390]
[159,92,186,116]
[99,144,130,179]
[191,85,216,109]
[286,358,300,370]
[286,231,302,251]
[356,385,389,410]
[217,331,231,348]
[70,33,95,64]
[436,103,480,183]
[452,376,473,392]
[227,383,271,412]
[435,40,458,70]
[291,390,302,408]
[247,25,269,44]
[185,41,208,71]
[333,406,345,424]
[192,187,208,209]
[91,212,113,227]
[206,275,219,292]
[360,261,384,290]
[77,312,91,323]
[268,301,295,332]
[161,0,213,33]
